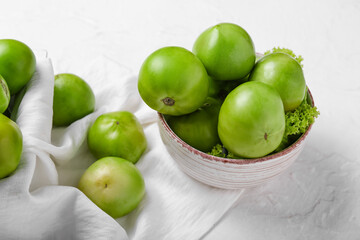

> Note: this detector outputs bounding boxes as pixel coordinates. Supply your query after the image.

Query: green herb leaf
[264,47,304,68]
[275,99,319,152]
[207,144,236,158]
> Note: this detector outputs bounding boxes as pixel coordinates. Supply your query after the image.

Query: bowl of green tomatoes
[138,23,319,189]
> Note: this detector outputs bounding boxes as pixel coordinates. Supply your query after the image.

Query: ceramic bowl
[158,88,315,189]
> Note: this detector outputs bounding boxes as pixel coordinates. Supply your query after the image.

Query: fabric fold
[0,55,128,240]
[1,53,243,240]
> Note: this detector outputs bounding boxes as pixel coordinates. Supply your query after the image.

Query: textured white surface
[0,0,359,239]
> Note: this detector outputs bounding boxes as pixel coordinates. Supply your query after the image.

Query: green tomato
[216,74,250,100]
[87,111,147,164]
[166,97,222,152]
[218,81,285,158]
[138,46,209,116]
[0,75,10,113]
[0,39,36,95]
[193,23,256,81]
[53,73,95,126]
[249,53,306,111]
[0,113,23,179]
[207,76,220,98]
[78,157,145,218]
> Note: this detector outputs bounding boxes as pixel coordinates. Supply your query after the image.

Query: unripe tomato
[87,111,147,164]
[193,23,256,81]
[218,81,285,158]
[0,39,36,95]
[166,97,222,152]
[138,46,209,116]
[0,114,23,179]
[53,73,95,126]
[78,157,145,218]
[249,53,306,111]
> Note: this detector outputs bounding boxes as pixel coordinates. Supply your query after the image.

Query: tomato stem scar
[264,132,268,140]
[162,97,175,106]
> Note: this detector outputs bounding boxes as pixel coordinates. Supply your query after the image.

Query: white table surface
[1,0,360,239]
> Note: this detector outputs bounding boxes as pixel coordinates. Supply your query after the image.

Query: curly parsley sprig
[264,47,304,68]
[275,98,319,152]
[207,144,236,158]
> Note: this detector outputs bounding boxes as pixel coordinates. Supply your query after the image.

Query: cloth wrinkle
[0,54,244,240]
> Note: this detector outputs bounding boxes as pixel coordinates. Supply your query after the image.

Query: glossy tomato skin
[138,46,209,116]
[0,75,10,113]
[0,114,23,179]
[0,39,36,95]
[249,53,306,111]
[78,157,145,218]
[166,97,222,152]
[53,73,95,126]
[87,111,147,164]
[218,81,285,158]
[193,23,256,81]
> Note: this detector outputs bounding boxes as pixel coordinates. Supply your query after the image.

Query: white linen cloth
[0,53,244,239]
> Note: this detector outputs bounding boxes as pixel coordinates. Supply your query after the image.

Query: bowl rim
[158,87,314,165]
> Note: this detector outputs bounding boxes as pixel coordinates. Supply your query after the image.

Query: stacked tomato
[0,39,36,179]
[138,23,306,159]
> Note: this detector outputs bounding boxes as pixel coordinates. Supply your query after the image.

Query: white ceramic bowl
[158,89,314,189]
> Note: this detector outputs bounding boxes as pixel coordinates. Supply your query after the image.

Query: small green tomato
[78,157,145,218]
[138,46,209,116]
[249,53,306,111]
[53,73,95,126]
[166,97,222,152]
[0,113,23,179]
[0,39,36,95]
[193,23,256,81]
[87,111,147,164]
[218,81,285,158]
